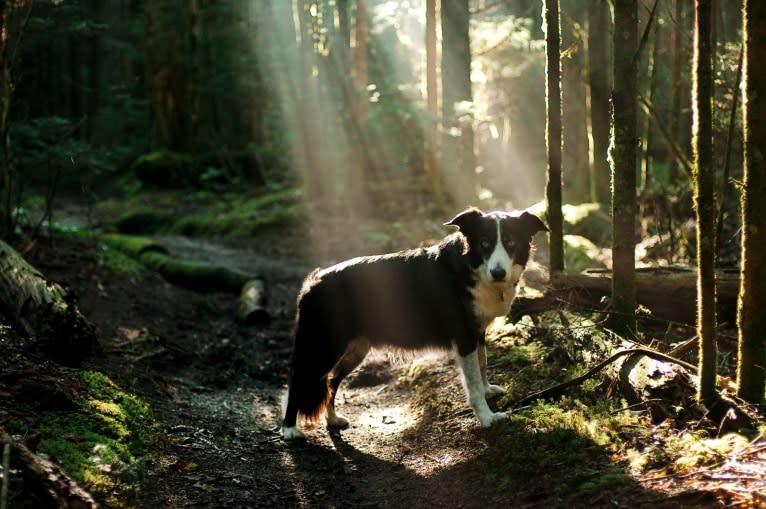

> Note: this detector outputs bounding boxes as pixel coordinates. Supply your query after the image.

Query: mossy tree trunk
[544,0,564,273]
[692,0,718,403]
[736,0,766,404]
[608,0,637,335]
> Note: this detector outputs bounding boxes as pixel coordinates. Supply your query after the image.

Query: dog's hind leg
[326,339,371,429]
[282,327,346,440]
[478,342,506,398]
[459,349,507,428]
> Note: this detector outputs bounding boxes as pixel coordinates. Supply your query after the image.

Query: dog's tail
[283,286,342,428]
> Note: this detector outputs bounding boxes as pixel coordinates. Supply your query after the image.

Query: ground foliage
[0,193,764,508]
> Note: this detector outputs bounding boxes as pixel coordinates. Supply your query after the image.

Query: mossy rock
[528,201,611,244]
[115,206,175,234]
[131,151,194,188]
[564,234,608,273]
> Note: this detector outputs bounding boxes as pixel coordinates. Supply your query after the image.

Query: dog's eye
[505,240,515,249]
[480,238,491,249]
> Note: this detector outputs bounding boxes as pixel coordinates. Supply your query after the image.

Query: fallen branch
[0,428,97,509]
[508,347,695,409]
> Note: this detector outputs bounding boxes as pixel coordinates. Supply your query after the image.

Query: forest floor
[4,194,766,508]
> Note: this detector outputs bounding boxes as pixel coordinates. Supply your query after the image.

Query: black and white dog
[281,207,548,440]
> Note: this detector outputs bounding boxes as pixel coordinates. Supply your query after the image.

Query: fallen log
[0,428,97,509]
[100,234,270,321]
[238,279,270,325]
[0,240,96,363]
[512,267,739,325]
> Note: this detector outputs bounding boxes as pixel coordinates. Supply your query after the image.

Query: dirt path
[39,233,496,508]
[28,231,716,508]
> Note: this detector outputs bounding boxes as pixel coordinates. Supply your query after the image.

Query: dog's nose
[490,266,506,281]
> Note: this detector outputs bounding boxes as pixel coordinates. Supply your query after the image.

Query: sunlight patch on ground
[352,403,417,437]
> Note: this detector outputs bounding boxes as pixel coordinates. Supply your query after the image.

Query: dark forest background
[2,1,742,235]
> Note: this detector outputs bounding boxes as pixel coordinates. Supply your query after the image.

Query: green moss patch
[170,188,303,237]
[32,369,153,506]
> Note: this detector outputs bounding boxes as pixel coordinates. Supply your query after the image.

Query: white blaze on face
[486,217,512,282]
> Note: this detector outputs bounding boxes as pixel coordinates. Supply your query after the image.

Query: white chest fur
[470,281,515,327]
[470,263,524,328]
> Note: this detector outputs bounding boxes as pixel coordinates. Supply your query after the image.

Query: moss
[172,201,303,237]
[32,369,153,507]
[131,150,194,188]
[98,245,148,276]
[483,400,640,501]
[115,207,175,234]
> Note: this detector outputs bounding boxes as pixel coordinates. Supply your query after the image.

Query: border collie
[281,207,548,440]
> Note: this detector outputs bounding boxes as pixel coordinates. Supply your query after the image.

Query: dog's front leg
[478,342,506,397]
[459,350,507,427]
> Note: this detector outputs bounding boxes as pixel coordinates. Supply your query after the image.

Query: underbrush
[411,311,765,502]
[7,368,154,507]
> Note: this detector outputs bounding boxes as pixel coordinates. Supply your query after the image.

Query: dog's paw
[326,413,351,429]
[480,411,507,428]
[281,426,305,440]
[485,384,506,397]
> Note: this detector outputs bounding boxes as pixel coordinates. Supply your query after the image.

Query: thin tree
[608,0,637,335]
[668,0,683,185]
[425,0,440,200]
[544,0,563,273]
[736,0,766,404]
[441,0,475,206]
[587,0,610,205]
[692,0,717,403]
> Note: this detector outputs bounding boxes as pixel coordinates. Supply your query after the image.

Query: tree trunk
[736,0,766,404]
[608,0,638,334]
[544,0,564,273]
[668,0,683,185]
[587,0,611,204]
[0,241,96,363]
[640,19,659,193]
[441,0,475,206]
[0,2,12,240]
[693,0,718,403]
[297,0,323,200]
[425,0,440,200]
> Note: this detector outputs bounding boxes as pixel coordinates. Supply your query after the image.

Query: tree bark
[693,0,718,403]
[0,241,96,363]
[736,0,766,404]
[608,0,638,334]
[544,0,564,272]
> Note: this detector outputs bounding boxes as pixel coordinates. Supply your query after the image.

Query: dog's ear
[518,211,549,235]
[444,207,483,232]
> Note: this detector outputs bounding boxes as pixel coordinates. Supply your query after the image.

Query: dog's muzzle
[489,266,506,282]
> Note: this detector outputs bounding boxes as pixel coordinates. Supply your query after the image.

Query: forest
[0,0,764,507]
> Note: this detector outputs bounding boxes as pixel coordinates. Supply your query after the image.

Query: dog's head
[445,207,548,286]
